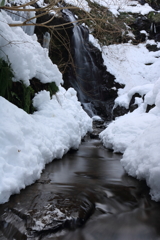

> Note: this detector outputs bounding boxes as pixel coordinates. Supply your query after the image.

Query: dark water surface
[0,138,160,240]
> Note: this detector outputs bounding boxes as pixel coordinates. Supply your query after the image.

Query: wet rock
[129,15,150,43]
[0,230,8,240]
[138,0,146,5]
[78,197,95,223]
[90,132,99,139]
[129,93,143,112]
[130,103,139,112]
[92,99,115,121]
[146,104,156,112]
[90,119,106,138]
[147,0,160,11]
[0,211,27,240]
[112,105,128,120]
[0,191,95,239]
[155,33,160,42]
[146,44,160,52]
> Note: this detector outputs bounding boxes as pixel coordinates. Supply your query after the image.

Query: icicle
[150,22,153,32]
[5,6,36,36]
[22,6,36,36]
[43,32,51,50]
[150,22,157,34]
[154,23,157,34]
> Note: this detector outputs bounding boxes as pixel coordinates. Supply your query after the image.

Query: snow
[32,204,72,231]
[90,0,154,16]
[64,0,91,12]
[102,41,160,107]
[90,0,160,203]
[0,11,62,87]
[6,0,154,15]
[100,110,158,153]
[1,0,160,204]
[100,41,160,201]
[92,115,102,121]
[7,0,91,11]
[5,6,36,36]
[75,0,160,202]
[0,87,92,204]
[0,10,92,204]
[89,34,101,51]
[121,118,160,202]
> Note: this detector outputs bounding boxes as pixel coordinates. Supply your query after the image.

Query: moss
[48,81,59,97]
[0,58,13,101]
[0,58,59,114]
[152,13,160,23]
[11,81,35,113]
[0,58,35,113]
[147,11,160,22]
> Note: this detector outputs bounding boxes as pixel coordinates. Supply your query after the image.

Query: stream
[0,124,160,240]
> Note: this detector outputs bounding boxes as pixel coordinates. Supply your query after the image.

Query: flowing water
[1,8,160,240]
[63,9,118,120]
[0,127,160,240]
[63,9,102,104]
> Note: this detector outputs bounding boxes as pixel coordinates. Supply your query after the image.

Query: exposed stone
[112,105,128,120]
[146,104,156,112]
[129,93,143,112]
[146,44,160,52]
[130,104,139,112]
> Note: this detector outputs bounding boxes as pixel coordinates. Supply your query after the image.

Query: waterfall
[63,9,100,104]
[62,9,117,120]
[5,6,36,35]
[150,22,157,34]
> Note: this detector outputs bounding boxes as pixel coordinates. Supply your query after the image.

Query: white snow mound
[0,87,92,204]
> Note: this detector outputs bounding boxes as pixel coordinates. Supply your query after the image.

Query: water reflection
[0,139,160,240]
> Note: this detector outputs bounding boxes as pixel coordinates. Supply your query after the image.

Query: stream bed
[0,131,160,240]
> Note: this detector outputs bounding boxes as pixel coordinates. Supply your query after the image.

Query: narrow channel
[0,125,160,240]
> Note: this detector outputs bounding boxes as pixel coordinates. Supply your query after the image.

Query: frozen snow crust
[0,88,92,204]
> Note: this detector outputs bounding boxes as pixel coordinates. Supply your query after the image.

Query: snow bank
[120,78,160,201]
[99,111,158,153]
[102,42,160,98]
[0,87,92,204]
[100,73,160,201]
[121,119,160,202]
[100,16,160,201]
[0,9,92,204]
[100,40,160,117]
[0,11,62,86]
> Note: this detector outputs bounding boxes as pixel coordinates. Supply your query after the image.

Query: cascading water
[63,9,101,105]
[62,9,118,119]
[150,22,157,34]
